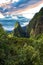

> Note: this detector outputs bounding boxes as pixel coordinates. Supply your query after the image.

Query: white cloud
[3,26,14,31]
[22,3,43,19]
[22,13,35,19]
[12,0,19,3]
[0,0,19,4]
[0,13,5,18]
[21,22,29,27]
[11,15,18,19]
[0,0,10,4]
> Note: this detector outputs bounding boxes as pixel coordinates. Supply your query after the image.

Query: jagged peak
[15,22,20,28]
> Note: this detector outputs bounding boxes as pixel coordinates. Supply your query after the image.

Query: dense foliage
[0,24,43,65]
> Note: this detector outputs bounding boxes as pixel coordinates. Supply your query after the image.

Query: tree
[17,45,40,65]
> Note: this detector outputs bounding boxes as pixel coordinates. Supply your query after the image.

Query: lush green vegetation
[0,8,43,65]
[0,24,43,65]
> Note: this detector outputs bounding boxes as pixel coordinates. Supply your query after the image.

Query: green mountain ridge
[27,7,43,37]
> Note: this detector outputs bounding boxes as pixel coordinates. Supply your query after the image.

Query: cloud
[12,0,19,3]
[0,1,43,19]
[0,13,5,18]
[3,26,14,31]
[0,0,19,4]
[0,0,41,13]
[11,15,18,19]
[21,22,29,27]
[21,3,43,19]
[0,0,10,4]
[22,13,34,19]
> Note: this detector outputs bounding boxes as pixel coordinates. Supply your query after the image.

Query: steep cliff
[27,8,43,36]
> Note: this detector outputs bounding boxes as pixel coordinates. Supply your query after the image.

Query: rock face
[14,22,26,37]
[27,8,43,36]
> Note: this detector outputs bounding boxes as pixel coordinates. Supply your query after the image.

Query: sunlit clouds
[0,0,43,19]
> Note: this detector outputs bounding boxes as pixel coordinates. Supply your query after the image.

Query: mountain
[27,7,43,37]
[14,22,28,37]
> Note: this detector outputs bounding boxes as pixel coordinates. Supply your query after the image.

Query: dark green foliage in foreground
[0,37,40,65]
[0,25,43,65]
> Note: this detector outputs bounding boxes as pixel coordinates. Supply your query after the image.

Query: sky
[0,0,43,19]
[0,0,43,31]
